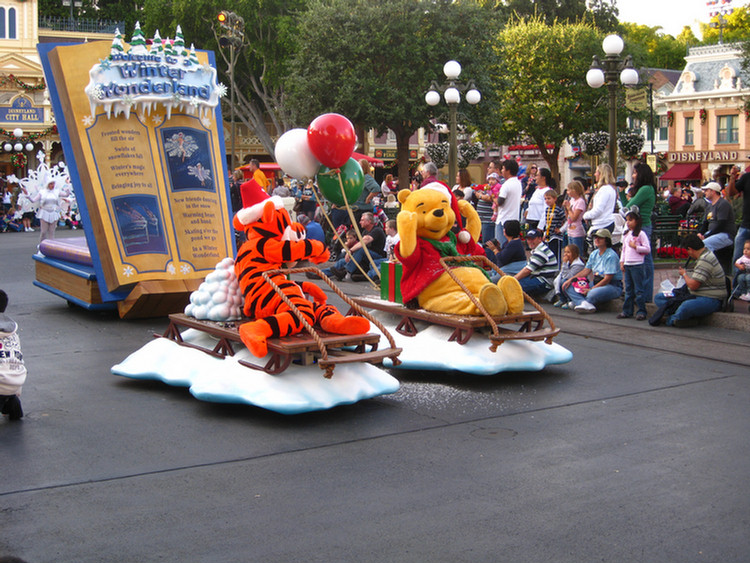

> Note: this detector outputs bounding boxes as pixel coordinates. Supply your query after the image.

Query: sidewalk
[313,260,750,333]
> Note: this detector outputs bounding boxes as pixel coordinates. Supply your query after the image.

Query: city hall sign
[668,150,749,163]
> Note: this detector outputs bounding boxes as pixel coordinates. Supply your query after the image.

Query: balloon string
[312,182,378,289]
[336,170,380,283]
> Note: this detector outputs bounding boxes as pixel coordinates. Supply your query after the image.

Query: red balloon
[307,113,356,169]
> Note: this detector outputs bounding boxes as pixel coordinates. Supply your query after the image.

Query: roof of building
[671,42,750,97]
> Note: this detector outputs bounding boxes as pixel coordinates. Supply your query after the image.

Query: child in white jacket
[0,290,26,420]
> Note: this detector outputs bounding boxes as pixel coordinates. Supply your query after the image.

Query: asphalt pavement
[1,228,748,563]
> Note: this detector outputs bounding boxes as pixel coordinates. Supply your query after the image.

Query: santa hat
[237,179,284,225]
[421,181,471,244]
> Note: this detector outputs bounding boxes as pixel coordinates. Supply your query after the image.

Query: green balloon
[316,158,364,207]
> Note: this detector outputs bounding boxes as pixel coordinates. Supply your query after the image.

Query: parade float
[113,112,570,413]
[39,25,569,413]
[37,24,230,317]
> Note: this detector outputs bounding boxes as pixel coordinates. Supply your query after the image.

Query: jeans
[327,249,383,276]
[653,293,721,325]
[490,260,527,282]
[494,222,507,247]
[518,276,551,297]
[622,263,647,316]
[481,221,495,244]
[565,280,622,307]
[703,231,733,253]
[733,226,750,274]
[642,224,654,302]
[568,236,585,257]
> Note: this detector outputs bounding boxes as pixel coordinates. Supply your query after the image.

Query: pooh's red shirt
[394,235,485,305]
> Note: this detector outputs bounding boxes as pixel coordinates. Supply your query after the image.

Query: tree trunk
[395,127,414,193]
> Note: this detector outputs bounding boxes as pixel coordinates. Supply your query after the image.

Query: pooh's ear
[397,189,412,205]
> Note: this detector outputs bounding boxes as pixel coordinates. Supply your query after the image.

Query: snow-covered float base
[368,310,572,375]
[111,329,400,415]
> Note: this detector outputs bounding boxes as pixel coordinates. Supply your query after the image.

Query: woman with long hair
[524,167,555,230]
[583,163,618,234]
[454,168,475,204]
[621,161,657,301]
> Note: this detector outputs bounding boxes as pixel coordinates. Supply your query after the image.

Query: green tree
[143,0,307,158]
[619,22,691,70]
[700,5,750,44]
[486,0,617,29]
[286,0,493,187]
[479,17,616,181]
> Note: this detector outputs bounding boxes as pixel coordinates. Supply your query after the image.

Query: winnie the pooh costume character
[394,182,524,317]
[234,181,369,358]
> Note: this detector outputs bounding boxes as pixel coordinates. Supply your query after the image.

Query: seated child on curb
[553,244,585,308]
[734,240,750,301]
[0,290,26,420]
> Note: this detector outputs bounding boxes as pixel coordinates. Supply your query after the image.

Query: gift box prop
[380,261,403,304]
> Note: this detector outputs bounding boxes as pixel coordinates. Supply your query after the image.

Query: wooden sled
[158,267,401,379]
[351,255,559,353]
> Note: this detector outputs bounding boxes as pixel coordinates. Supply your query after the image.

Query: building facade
[661,42,750,185]
[0,0,117,175]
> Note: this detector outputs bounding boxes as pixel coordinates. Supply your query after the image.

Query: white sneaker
[574,301,596,313]
[739,292,750,302]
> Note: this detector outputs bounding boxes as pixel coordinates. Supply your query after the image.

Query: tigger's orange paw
[239,321,273,358]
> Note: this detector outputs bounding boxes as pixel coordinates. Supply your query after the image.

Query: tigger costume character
[234,180,369,358]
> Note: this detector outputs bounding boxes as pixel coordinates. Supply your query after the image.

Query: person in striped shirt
[515,228,558,298]
[653,234,726,327]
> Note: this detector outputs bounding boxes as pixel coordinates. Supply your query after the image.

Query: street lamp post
[425,60,481,184]
[586,35,639,169]
[217,11,245,172]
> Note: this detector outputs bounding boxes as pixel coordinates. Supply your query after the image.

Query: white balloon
[274,128,320,180]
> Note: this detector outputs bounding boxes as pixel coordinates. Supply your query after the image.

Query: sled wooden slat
[158,313,393,377]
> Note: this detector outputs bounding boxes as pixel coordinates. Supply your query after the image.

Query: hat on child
[486,173,501,181]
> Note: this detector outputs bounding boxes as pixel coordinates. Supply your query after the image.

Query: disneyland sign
[85,22,225,120]
[669,150,749,163]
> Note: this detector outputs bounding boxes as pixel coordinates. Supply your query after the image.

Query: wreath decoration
[11,153,27,168]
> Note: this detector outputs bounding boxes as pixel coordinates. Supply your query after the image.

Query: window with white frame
[658,115,668,141]
[717,114,738,144]
[684,117,694,145]
[0,7,17,39]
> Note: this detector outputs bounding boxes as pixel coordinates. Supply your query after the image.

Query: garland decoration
[667,111,674,127]
[699,108,707,124]
[0,74,46,91]
[11,153,27,168]
[0,125,58,144]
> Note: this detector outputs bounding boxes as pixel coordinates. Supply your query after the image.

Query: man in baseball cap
[698,181,735,253]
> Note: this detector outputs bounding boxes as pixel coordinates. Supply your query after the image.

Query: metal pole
[448,102,458,185]
[649,83,655,154]
[229,42,235,173]
[608,78,618,168]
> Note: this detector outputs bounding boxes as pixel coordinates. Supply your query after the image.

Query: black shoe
[329,266,347,281]
[351,273,368,282]
[305,271,320,280]
[1,395,23,420]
